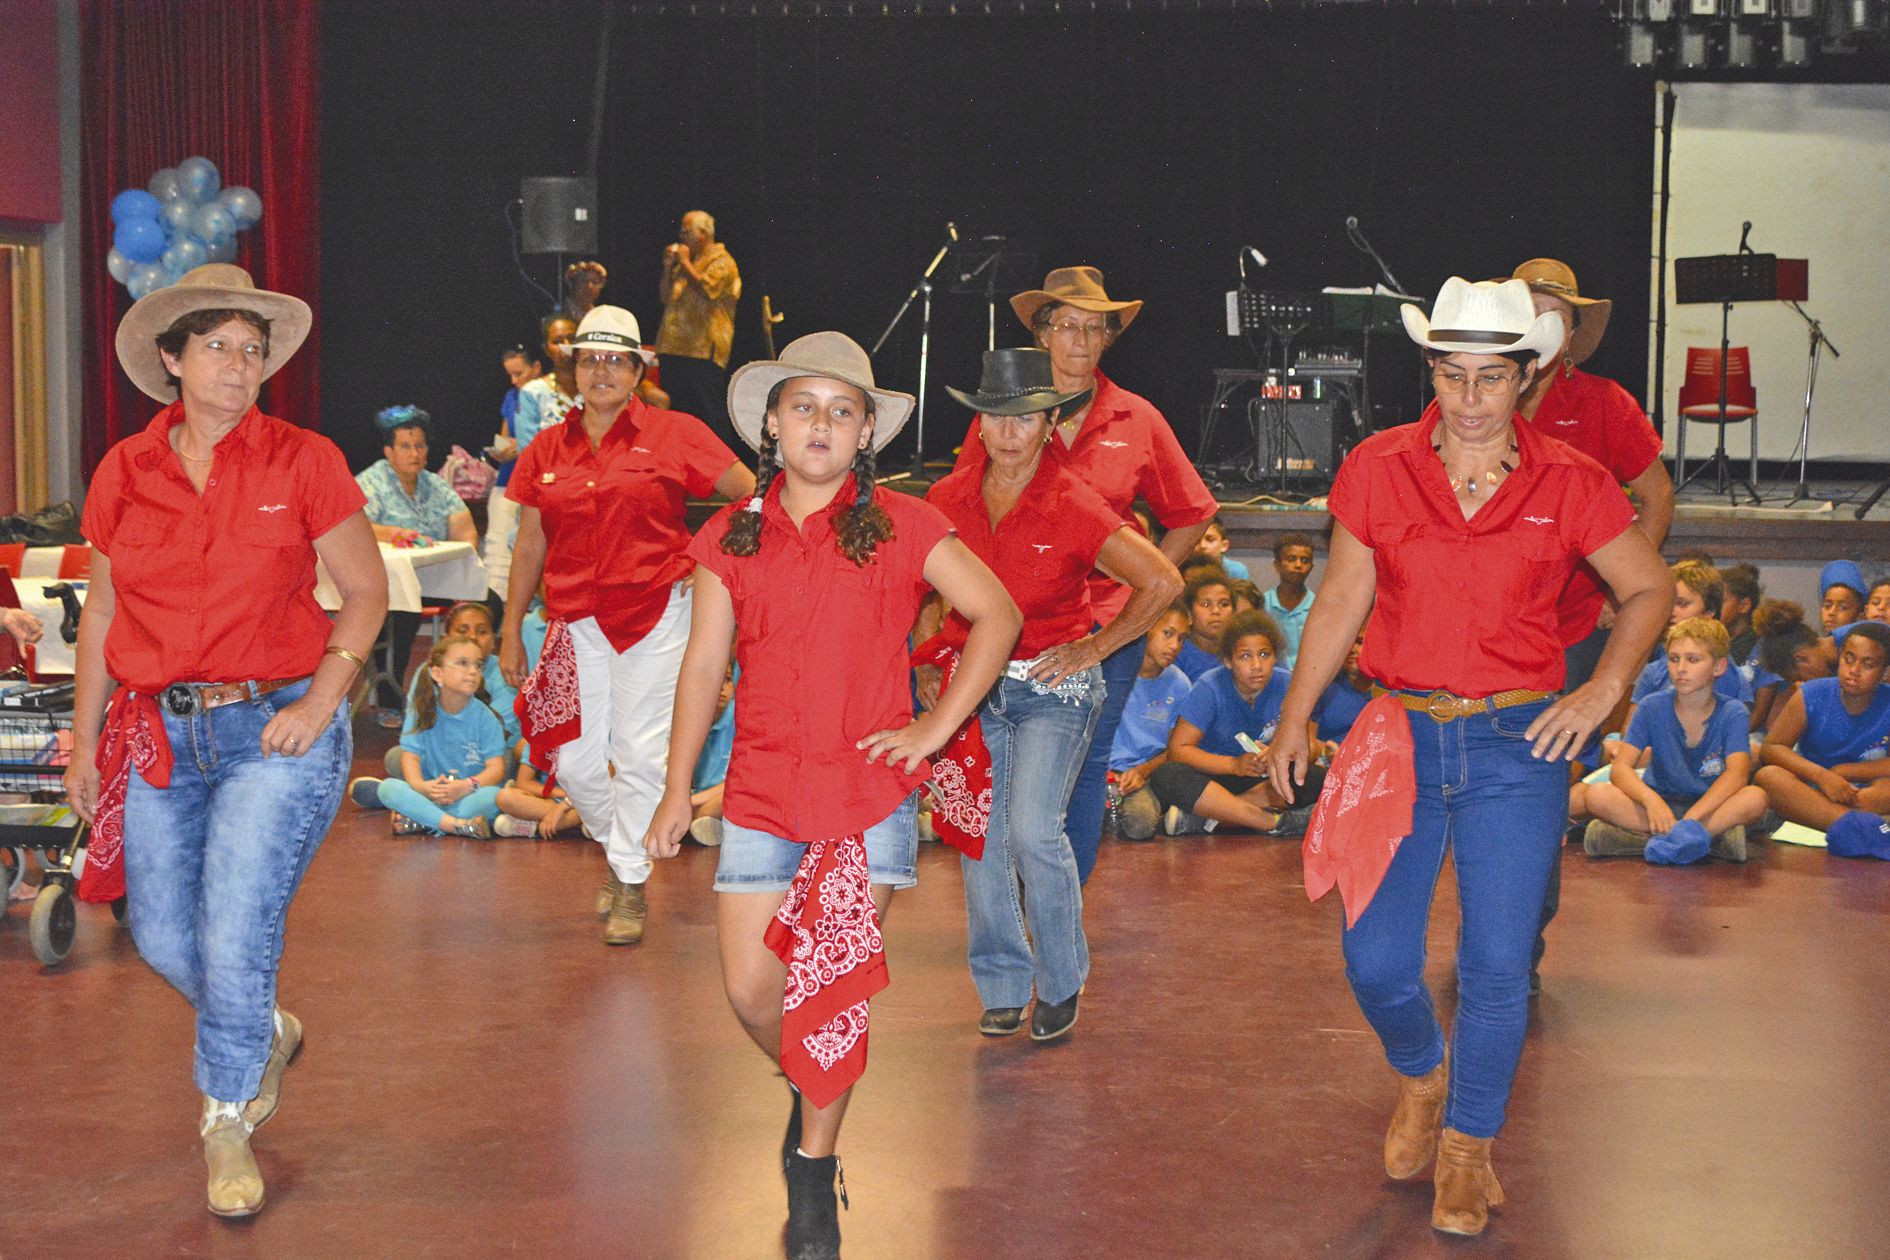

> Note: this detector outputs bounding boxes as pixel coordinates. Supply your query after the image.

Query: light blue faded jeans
[962,667,1104,1010]
[123,679,349,1102]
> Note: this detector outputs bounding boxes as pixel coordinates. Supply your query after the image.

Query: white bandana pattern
[774,836,882,1071]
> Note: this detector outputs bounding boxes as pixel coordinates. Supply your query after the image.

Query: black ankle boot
[784,1149,845,1260]
[781,1082,802,1176]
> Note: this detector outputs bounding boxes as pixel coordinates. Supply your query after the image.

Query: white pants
[484,487,520,597]
[561,587,691,885]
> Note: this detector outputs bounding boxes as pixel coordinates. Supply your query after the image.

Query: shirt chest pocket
[244,511,307,549]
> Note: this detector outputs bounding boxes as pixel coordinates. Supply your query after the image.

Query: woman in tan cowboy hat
[63,263,388,1217]
[643,332,1018,1259]
[1267,276,1671,1238]
[950,266,1219,885]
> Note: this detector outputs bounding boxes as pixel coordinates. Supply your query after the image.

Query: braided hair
[721,379,896,566]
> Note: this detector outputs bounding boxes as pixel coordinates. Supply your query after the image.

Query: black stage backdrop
[321,6,1654,476]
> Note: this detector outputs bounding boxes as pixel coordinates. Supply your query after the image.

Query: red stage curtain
[79,0,321,477]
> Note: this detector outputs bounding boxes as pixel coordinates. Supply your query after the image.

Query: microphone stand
[1344,218,1413,431]
[1345,218,1406,296]
[872,224,957,478]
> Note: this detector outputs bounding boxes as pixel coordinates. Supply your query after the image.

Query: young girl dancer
[644,333,1018,1260]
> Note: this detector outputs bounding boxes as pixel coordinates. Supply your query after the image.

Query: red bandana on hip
[516,619,581,783]
[763,833,888,1109]
[78,690,172,904]
[910,635,989,860]
[1303,693,1416,928]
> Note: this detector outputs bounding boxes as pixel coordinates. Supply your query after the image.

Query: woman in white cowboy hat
[63,263,388,1217]
[951,266,1220,885]
[1267,277,1672,1237]
[644,332,1017,1260]
[922,347,1180,1042]
[499,304,754,946]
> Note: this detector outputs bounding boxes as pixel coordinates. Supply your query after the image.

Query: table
[315,541,488,614]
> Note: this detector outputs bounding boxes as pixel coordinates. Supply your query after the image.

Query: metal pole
[913,281,933,479]
[1655,83,1676,459]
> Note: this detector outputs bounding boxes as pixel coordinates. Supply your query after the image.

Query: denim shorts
[714,792,920,893]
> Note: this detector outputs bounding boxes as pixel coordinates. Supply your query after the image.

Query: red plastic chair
[55,546,92,580]
[1674,346,1758,499]
[0,544,25,579]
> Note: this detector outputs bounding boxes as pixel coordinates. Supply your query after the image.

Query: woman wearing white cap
[1267,278,1671,1236]
[500,304,754,945]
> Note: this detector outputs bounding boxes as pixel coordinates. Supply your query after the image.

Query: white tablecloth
[315,540,489,614]
[18,546,75,579]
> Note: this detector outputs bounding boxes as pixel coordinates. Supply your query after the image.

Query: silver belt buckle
[160,684,201,718]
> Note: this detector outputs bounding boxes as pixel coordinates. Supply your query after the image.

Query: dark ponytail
[835,439,895,567]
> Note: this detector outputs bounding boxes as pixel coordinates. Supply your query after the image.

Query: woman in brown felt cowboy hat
[948,266,1219,887]
[66,263,388,1217]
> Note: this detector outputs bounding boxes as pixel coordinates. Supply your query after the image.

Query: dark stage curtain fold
[80,0,322,476]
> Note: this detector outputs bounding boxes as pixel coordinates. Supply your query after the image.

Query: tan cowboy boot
[595,869,623,919]
[242,1008,303,1129]
[202,1097,264,1217]
[1384,1051,1448,1179]
[1432,1127,1505,1236]
[603,879,647,945]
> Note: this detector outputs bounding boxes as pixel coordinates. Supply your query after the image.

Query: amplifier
[520,176,598,254]
[1253,398,1345,481]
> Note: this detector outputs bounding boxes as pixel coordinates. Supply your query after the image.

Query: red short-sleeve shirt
[688,478,955,842]
[1520,370,1662,645]
[955,372,1217,622]
[83,403,367,693]
[926,447,1124,659]
[1327,408,1636,697]
[509,399,737,651]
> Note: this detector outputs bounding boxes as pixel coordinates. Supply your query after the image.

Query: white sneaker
[493,814,533,838]
[689,816,724,847]
[1163,806,1217,836]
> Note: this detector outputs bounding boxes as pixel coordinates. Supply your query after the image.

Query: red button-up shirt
[1519,369,1662,645]
[508,399,737,651]
[926,446,1124,660]
[1327,409,1635,697]
[688,477,955,842]
[83,403,366,693]
[955,371,1217,622]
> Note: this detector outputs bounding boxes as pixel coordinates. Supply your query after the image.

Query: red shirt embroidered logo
[1524,515,1555,525]
[1031,543,1053,553]
[257,504,287,513]
[1098,440,1128,449]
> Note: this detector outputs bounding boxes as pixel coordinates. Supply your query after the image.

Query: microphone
[1245,245,1270,268]
[1739,221,1753,254]
[946,221,959,243]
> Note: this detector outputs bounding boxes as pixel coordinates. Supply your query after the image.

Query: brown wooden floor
[4,714,1889,1260]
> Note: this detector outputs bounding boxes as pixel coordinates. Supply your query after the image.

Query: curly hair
[720,379,894,567]
[1220,608,1286,660]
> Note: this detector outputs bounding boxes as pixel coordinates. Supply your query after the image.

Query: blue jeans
[1341,698,1567,1139]
[962,668,1103,1009]
[122,679,350,1102]
[1064,635,1142,884]
[377,779,504,833]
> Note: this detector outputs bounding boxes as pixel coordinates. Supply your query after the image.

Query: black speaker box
[1254,398,1343,481]
[520,176,598,254]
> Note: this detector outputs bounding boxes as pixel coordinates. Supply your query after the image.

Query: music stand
[949,237,1037,351]
[1673,252,1779,503]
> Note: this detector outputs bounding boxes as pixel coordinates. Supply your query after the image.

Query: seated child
[1139,609,1325,837]
[1310,629,1372,755]
[440,600,519,744]
[1754,621,1890,843]
[1175,568,1234,681]
[364,635,508,838]
[518,597,549,675]
[1192,517,1251,581]
[493,743,583,839]
[1580,617,1767,863]
[1229,580,1262,617]
[1629,560,1750,708]
[1262,533,1317,671]
[686,663,737,847]
[1109,604,1194,839]
[1819,559,1866,633]
[1867,577,1890,625]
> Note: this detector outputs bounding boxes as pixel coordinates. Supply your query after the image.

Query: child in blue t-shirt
[686,662,738,847]
[373,635,508,837]
[1581,618,1767,863]
[1140,610,1323,837]
[1108,606,1194,841]
[439,601,519,743]
[1756,621,1890,837]
[1191,518,1251,581]
[1310,629,1372,753]
[493,744,583,839]
[1175,569,1234,681]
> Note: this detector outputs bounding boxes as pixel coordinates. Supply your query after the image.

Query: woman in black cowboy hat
[922,348,1180,1040]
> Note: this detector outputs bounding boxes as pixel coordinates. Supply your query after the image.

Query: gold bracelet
[323,646,368,672]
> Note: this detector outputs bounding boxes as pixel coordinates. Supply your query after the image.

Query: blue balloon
[107,247,134,284]
[162,236,208,276]
[191,202,234,244]
[147,167,182,201]
[114,217,165,263]
[161,195,197,236]
[110,189,159,225]
[178,156,221,203]
[205,236,238,263]
[218,185,262,230]
[127,262,168,300]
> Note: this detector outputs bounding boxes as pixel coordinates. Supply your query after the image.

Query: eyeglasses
[1045,320,1110,341]
[575,352,636,372]
[1430,367,1521,395]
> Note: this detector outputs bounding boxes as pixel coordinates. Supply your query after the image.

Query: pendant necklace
[1435,439,1517,497]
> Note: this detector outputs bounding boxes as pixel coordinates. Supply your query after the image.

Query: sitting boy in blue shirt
[1174,568,1234,682]
[1110,604,1194,840]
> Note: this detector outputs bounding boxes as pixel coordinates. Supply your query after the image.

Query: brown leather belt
[159,676,309,718]
[1371,685,1555,723]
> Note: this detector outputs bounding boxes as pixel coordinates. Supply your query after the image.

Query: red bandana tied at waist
[516,619,581,783]
[1303,693,1416,928]
[910,635,989,860]
[764,833,887,1108]
[78,690,172,904]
